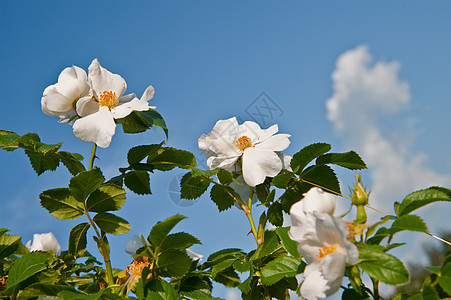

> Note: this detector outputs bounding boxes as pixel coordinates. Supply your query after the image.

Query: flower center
[99,91,119,108]
[126,256,152,278]
[235,136,252,151]
[316,244,337,261]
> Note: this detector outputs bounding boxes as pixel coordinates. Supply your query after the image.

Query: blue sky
[1,1,450,298]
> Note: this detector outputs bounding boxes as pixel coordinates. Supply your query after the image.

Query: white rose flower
[41,65,89,123]
[198,117,291,187]
[289,212,358,299]
[26,232,61,253]
[73,59,155,148]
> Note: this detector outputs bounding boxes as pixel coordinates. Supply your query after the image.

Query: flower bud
[351,173,369,206]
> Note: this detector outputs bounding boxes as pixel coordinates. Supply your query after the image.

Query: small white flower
[41,65,89,123]
[26,232,61,253]
[72,59,155,148]
[198,117,291,187]
[289,212,358,299]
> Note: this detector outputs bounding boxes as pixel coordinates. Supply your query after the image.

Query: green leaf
[267,202,283,227]
[127,144,163,165]
[86,184,126,212]
[157,249,192,277]
[40,188,84,220]
[260,255,302,285]
[93,213,131,235]
[160,232,201,252]
[438,262,451,294]
[272,172,294,189]
[275,227,301,259]
[389,215,428,234]
[252,230,280,260]
[211,258,237,277]
[0,129,20,151]
[117,108,168,139]
[191,167,218,178]
[148,214,187,247]
[6,252,48,289]
[358,246,409,284]
[124,170,151,195]
[217,169,233,185]
[206,248,245,263]
[316,151,367,170]
[0,233,22,259]
[145,278,182,300]
[367,227,391,245]
[25,150,60,175]
[69,169,105,202]
[291,142,331,173]
[180,172,210,200]
[210,184,238,211]
[301,164,341,195]
[212,267,241,288]
[150,147,197,171]
[233,260,252,273]
[395,186,451,216]
[57,151,85,175]
[17,283,78,298]
[68,223,90,255]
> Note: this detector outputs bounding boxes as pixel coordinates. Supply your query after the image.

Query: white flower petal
[301,187,336,216]
[208,117,239,140]
[207,155,239,170]
[280,153,292,171]
[320,252,347,296]
[26,232,61,253]
[242,147,282,186]
[76,96,100,117]
[56,65,89,100]
[88,58,127,97]
[256,133,291,151]
[73,106,116,148]
[300,262,328,300]
[42,85,75,114]
[140,85,155,102]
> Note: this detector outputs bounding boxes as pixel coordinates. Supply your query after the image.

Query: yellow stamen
[316,244,337,261]
[235,136,252,151]
[99,91,119,108]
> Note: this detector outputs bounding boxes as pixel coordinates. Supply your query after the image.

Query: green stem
[89,143,97,170]
[246,187,259,245]
[371,277,379,299]
[86,143,114,286]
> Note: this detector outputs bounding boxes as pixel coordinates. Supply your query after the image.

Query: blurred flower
[26,232,61,253]
[198,117,291,186]
[125,234,145,255]
[41,65,89,123]
[72,59,155,148]
[289,212,358,299]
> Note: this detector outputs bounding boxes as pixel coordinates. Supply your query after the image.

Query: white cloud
[326,45,451,217]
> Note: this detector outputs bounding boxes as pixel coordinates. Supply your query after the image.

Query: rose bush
[0,59,450,299]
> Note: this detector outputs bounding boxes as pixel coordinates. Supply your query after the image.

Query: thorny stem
[87,143,114,286]
[89,143,97,170]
